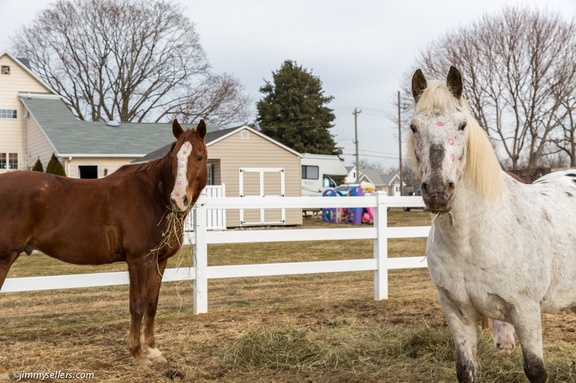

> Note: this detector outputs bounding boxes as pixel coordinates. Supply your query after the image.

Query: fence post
[373,191,388,300]
[193,193,209,314]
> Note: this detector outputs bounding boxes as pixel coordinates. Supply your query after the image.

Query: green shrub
[32,158,44,172]
[46,153,66,176]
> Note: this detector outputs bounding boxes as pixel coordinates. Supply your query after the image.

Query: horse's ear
[196,119,206,139]
[447,66,463,99]
[172,119,184,138]
[411,69,427,101]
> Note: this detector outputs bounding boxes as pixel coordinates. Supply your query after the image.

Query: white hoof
[146,347,168,364]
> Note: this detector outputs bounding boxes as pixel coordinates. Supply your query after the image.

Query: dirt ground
[2,214,576,382]
[2,268,576,383]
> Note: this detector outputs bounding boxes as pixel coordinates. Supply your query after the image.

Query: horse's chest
[427,233,508,302]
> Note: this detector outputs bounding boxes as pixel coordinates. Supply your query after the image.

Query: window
[323,176,336,188]
[207,163,214,185]
[0,109,17,119]
[302,165,319,180]
[240,130,249,139]
[1,66,9,75]
[0,152,18,170]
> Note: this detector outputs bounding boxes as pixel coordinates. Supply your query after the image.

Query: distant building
[344,166,404,196]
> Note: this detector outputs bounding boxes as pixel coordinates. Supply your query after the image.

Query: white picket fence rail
[2,192,431,315]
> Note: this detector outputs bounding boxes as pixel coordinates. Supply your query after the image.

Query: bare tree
[167,73,252,128]
[402,7,576,175]
[10,0,251,124]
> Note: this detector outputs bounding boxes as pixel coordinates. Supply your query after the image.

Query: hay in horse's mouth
[147,208,191,275]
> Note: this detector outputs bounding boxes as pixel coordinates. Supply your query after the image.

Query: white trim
[238,167,286,225]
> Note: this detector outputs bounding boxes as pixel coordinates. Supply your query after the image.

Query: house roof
[346,166,403,186]
[20,94,180,157]
[133,125,302,163]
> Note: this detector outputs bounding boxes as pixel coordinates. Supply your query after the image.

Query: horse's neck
[135,155,175,207]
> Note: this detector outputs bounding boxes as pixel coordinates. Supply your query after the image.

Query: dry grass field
[1,210,576,382]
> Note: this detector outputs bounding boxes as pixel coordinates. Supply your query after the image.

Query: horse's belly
[31,228,125,265]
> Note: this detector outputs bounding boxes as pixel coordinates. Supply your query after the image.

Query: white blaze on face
[171,142,192,211]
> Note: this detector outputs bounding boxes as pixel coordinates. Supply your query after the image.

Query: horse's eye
[410,124,418,133]
[458,122,467,131]
[196,156,203,162]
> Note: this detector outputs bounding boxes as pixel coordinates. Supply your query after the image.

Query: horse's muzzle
[170,194,190,213]
[421,181,456,213]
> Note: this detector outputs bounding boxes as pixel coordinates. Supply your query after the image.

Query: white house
[344,166,404,196]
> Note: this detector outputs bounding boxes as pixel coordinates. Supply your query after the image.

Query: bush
[46,153,66,176]
[32,158,44,172]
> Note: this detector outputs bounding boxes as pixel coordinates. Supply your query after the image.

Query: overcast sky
[1,0,575,169]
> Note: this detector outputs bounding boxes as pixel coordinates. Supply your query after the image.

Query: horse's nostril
[421,183,428,194]
[448,182,456,189]
[182,195,189,206]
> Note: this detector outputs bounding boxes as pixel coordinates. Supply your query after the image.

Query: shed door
[239,167,285,226]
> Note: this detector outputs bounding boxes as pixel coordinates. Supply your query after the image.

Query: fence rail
[2,193,431,315]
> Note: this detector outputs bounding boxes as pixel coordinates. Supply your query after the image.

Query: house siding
[25,115,57,170]
[0,54,53,171]
[65,157,140,178]
[209,129,302,227]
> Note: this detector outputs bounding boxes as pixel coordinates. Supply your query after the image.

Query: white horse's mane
[408,80,503,199]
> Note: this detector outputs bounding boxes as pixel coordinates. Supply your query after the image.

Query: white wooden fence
[2,192,430,315]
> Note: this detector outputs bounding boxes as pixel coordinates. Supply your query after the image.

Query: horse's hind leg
[0,251,21,379]
[0,251,20,289]
[143,259,168,364]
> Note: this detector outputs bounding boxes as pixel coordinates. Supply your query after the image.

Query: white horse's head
[408,66,502,213]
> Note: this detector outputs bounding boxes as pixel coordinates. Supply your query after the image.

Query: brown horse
[0,119,207,366]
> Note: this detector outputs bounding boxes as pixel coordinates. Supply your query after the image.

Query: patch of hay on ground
[222,320,576,383]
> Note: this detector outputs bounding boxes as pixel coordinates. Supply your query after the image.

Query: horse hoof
[151,355,168,365]
[133,357,153,366]
[146,347,168,364]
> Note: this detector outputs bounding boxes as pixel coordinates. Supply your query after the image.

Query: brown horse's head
[169,119,208,213]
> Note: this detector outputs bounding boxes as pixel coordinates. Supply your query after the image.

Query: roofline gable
[1,51,59,95]
[208,125,302,158]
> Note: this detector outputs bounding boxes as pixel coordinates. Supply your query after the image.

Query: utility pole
[398,91,403,195]
[353,108,361,183]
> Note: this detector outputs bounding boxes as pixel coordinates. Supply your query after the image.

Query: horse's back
[533,169,576,189]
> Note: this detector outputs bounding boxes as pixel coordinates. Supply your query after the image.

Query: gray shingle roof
[20,96,178,156]
[132,127,237,163]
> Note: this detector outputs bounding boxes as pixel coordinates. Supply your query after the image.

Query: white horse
[408,66,576,383]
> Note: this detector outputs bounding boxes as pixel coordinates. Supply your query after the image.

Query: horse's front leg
[438,290,480,383]
[127,260,150,365]
[510,304,547,383]
[143,258,168,364]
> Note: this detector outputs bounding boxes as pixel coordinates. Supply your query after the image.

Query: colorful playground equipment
[321,182,375,224]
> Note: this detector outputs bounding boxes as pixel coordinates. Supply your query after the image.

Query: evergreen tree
[257,60,340,155]
[46,154,66,176]
[32,158,44,172]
